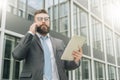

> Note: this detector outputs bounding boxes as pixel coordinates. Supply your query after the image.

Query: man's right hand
[29,23,40,34]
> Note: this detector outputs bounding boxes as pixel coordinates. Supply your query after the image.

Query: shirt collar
[36,32,50,39]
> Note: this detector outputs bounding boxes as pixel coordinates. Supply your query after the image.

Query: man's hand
[29,23,40,34]
[72,48,83,64]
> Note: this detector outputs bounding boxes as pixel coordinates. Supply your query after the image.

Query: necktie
[41,36,52,80]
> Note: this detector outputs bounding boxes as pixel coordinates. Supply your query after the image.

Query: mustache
[36,24,48,28]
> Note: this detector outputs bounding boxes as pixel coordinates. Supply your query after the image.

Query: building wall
[0,0,120,80]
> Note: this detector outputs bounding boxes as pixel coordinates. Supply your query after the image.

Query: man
[12,9,82,80]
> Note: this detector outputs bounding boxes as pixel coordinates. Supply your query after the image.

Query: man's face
[34,13,50,34]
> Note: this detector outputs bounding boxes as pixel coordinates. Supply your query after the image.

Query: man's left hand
[72,48,83,64]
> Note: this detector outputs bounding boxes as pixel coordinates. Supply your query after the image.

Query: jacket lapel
[50,37,56,55]
[34,34,43,51]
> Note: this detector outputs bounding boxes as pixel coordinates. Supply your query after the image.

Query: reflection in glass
[94,61,106,80]
[105,27,114,56]
[0,8,1,27]
[48,0,69,36]
[14,61,20,79]
[2,60,10,79]
[91,0,101,17]
[7,0,18,15]
[18,0,26,18]
[27,0,43,20]
[115,34,120,58]
[4,39,12,59]
[118,68,120,80]
[2,35,21,80]
[59,2,68,36]
[45,0,53,11]
[73,4,78,35]
[108,65,116,80]
[82,58,91,80]
[75,58,91,80]
[91,18,103,51]
[28,0,43,10]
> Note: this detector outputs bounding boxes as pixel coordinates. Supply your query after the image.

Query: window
[0,8,1,27]
[2,35,21,80]
[18,9,23,17]
[7,5,14,14]
[118,68,120,80]
[105,27,114,56]
[108,65,116,80]
[94,61,106,80]
[91,18,103,51]
[75,58,91,80]
[28,14,34,21]
[115,34,120,57]
[8,0,17,15]
[18,0,26,18]
[91,0,101,18]
[73,4,78,35]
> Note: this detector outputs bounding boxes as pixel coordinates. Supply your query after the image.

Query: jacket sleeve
[64,60,80,70]
[12,33,34,61]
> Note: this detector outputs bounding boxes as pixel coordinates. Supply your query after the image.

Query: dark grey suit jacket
[12,33,80,80]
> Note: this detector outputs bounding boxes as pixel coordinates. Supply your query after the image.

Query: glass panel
[80,10,90,56]
[4,39,12,59]
[91,0,101,18]
[2,35,21,80]
[108,65,116,80]
[94,61,106,80]
[75,58,91,80]
[28,0,43,10]
[73,4,78,35]
[14,61,20,79]
[76,0,88,9]
[105,27,114,56]
[0,0,2,26]
[59,2,68,36]
[91,18,103,51]
[2,60,10,79]
[115,34,120,65]
[75,67,81,80]
[115,34,120,57]
[60,17,68,36]
[27,0,43,20]
[18,0,26,18]
[0,9,1,27]
[82,58,91,80]
[118,68,120,80]
[7,0,17,15]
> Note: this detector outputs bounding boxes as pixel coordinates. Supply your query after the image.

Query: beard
[36,24,50,34]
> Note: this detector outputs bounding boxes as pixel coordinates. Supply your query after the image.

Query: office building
[0,0,120,80]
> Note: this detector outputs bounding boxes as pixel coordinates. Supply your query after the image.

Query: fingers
[72,48,83,63]
[29,23,40,34]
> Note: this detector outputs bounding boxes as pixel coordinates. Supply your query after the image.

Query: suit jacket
[12,33,80,80]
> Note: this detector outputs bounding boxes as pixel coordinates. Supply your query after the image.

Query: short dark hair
[34,9,48,16]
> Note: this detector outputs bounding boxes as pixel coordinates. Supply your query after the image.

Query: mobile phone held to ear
[36,25,40,32]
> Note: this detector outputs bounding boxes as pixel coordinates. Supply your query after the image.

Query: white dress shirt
[36,33,60,80]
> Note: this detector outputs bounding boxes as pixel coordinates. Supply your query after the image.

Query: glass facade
[0,0,120,80]
[94,61,106,80]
